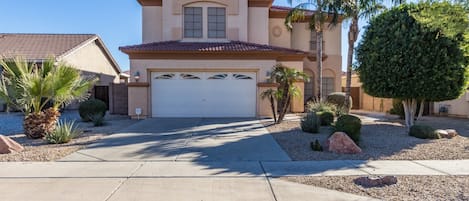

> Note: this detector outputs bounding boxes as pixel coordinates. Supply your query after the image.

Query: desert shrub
[310,139,323,151]
[389,99,404,119]
[409,125,440,139]
[79,99,106,122]
[326,92,353,110]
[307,101,337,113]
[317,111,334,126]
[301,112,320,133]
[90,113,105,127]
[333,115,362,144]
[45,120,82,144]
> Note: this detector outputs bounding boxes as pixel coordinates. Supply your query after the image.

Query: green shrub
[409,125,440,139]
[90,113,105,127]
[317,111,334,126]
[301,112,320,133]
[326,92,353,110]
[45,120,82,144]
[310,139,323,151]
[79,99,106,122]
[389,99,404,119]
[333,115,362,144]
[307,101,337,113]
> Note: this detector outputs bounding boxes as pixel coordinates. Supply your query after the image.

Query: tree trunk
[416,100,425,121]
[317,31,323,101]
[23,107,60,139]
[276,84,291,124]
[345,17,359,114]
[269,95,277,122]
[402,99,418,128]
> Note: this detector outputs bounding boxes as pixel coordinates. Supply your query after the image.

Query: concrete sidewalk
[0,160,467,201]
[0,161,377,201]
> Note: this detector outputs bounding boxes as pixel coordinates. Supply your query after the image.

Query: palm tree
[0,58,96,139]
[260,88,278,122]
[270,64,309,123]
[340,0,385,113]
[285,0,341,101]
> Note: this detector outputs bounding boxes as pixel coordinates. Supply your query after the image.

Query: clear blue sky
[0,0,386,71]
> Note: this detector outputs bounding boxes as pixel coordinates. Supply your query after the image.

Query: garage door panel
[151,72,256,117]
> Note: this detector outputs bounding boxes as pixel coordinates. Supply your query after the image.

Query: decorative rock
[0,135,24,154]
[326,132,362,154]
[435,129,448,138]
[445,129,458,138]
[354,176,398,188]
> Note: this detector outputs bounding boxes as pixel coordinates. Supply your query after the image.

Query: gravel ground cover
[0,112,137,161]
[263,114,469,160]
[283,176,469,201]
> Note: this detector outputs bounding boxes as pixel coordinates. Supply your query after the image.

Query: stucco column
[290,81,305,113]
[128,83,150,119]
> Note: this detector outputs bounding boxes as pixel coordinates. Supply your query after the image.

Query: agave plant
[0,57,95,139]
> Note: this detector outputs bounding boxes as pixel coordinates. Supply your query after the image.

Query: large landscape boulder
[327,132,362,154]
[0,135,24,154]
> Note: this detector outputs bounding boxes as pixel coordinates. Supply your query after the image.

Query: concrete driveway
[0,118,378,201]
[62,118,291,162]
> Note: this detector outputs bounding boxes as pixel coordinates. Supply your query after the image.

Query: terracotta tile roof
[119,40,306,55]
[0,33,97,60]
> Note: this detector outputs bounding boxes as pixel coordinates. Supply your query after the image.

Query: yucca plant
[45,120,82,144]
[0,57,96,139]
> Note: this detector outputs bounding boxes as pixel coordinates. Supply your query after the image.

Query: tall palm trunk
[345,16,359,113]
[316,0,324,101]
[317,31,324,101]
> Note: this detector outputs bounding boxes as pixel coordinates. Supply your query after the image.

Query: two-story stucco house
[120,0,342,118]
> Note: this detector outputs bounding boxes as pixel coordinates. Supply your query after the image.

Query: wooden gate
[109,83,128,115]
[94,86,109,110]
[342,87,360,109]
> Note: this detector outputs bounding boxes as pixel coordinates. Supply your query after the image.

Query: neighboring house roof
[0,33,122,73]
[119,40,308,61]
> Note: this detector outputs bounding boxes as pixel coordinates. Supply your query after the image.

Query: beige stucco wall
[290,23,311,52]
[142,6,163,43]
[434,92,469,118]
[158,0,248,42]
[303,55,342,96]
[62,40,119,85]
[268,18,291,48]
[248,7,269,44]
[322,23,341,55]
[128,59,290,117]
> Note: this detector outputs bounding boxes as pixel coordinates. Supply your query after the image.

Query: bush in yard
[389,99,405,119]
[45,120,82,144]
[327,92,353,111]
[356,2,469,128]
[301,112,320,133]
[79,99,106,122]
[317,111,334,126]
[333,115,362,144]
[307,101,337,113]
[409,125,440,139]
[310,139,323,152]
[90,113,105,127]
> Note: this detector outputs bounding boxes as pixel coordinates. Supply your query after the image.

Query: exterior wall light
[134,71,140,82]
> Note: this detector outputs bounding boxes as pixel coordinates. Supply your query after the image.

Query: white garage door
[151,72,256,117]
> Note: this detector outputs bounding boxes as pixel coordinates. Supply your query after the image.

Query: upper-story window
[310,31,325,51]
[184,7,203,38]
[183,6,226,40]
[207,7,226,38]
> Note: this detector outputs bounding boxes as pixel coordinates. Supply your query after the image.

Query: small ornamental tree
[356,2,469,128]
